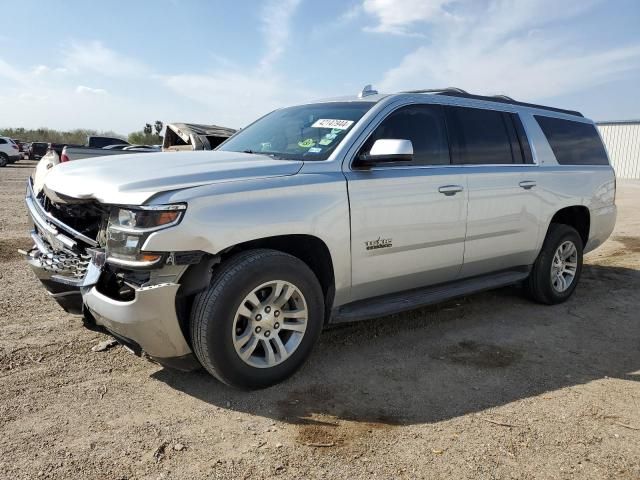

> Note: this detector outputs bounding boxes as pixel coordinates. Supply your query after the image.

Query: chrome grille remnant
[37,249,92,279]
[25,178,107,285]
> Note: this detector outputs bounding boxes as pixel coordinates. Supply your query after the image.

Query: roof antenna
[358,84,378,98]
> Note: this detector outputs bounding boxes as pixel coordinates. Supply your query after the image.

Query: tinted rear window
[446,106,515,164]
[535,116,609,165]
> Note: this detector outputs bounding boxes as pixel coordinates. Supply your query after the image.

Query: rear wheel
[190,249,324,389]
[525,223,583,304]
[0,153,8,167]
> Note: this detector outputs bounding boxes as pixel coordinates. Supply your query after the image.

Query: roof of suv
[314,86,583,118]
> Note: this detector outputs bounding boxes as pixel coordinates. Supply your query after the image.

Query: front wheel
[525,223,583,304]
[190,249,324,389]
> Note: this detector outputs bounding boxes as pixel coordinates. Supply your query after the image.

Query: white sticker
[308,147,322,153]
[311,119,354,130]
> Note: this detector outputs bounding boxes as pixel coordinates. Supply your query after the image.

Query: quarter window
[446,106,515,165]
[535,115,609,165]
[358,104,450,166]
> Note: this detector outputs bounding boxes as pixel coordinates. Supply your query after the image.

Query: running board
[331,268,530,324]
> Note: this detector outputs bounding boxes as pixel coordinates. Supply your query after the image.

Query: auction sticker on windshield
[311,119,354,130]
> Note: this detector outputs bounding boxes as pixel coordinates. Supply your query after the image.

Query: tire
[0,153,8,167]
[525,223,583,304]
[190,249,325,389]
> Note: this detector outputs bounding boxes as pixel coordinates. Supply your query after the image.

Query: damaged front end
[24,177,106,314]
[24,177,203,369]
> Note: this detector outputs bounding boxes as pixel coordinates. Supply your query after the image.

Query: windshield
[218,102,374,160]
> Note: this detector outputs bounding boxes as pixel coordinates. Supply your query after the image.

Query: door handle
[519,180,536,190]
[438,185,464,196]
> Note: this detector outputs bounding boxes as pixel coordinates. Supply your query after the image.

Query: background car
[0,137,21,166]
[28,142,48,160]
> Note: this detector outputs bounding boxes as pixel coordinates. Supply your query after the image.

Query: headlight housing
[106,204,186,267]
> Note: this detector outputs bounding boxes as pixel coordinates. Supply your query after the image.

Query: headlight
[106,204,186,267]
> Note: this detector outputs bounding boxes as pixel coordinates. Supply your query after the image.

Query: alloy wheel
[232,280,308,368]
[550,240,578,293]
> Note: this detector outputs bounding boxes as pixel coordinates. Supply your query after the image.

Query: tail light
[11,144,18,150]
[61,152,70,163]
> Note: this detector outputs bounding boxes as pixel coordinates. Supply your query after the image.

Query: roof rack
[403,87,469,95]
[401,87,583,117]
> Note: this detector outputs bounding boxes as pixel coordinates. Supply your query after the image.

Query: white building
[597,120,640,179]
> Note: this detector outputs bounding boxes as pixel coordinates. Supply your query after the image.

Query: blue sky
[1,0,639,134]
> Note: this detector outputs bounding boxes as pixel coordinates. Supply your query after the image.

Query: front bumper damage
[83,282,193,364]
[24,178,199,370]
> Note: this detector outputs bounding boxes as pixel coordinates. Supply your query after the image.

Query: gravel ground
[1,160,639,479]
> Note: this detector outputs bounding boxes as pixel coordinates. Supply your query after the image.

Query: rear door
[445,106,542,277]
[345,103,468,301]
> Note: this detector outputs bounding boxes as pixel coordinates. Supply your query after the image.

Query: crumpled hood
[43,150,303,204]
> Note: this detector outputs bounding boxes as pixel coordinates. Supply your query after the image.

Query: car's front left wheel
[190,249,324,389]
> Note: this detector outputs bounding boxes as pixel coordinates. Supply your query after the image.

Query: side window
[0,139,6,144]
[535,115,609,165]
[446,106,515,165]
[358,104,450,166]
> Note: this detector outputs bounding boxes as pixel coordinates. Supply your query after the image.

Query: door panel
[443,105,542,277]
[346,168,467,301]
[459,167,541,277]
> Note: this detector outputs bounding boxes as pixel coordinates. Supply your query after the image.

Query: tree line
[0,127,123,145]
[1,121,164,146]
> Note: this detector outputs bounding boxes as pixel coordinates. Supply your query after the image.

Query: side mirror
[355,139,413,168]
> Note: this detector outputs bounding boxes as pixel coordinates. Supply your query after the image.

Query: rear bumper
[585,204,617,254]
[8,154,21,162]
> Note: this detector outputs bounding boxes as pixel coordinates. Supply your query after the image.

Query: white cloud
[338,3,362,23]
[362,0,598,36]
[362,0,457,35]
[259,0,301,69]
[63,40,148,77]
[76,85,108,95]
[374,0,640,101]
[162,70,313,128]
[31,65,49,76]
[18,92,49,102]
[0,58,25,84]
[31,65,69,76]
[163,0,312,128]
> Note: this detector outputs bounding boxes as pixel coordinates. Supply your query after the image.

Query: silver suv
[25,87,617,388]
[0,136,22,166]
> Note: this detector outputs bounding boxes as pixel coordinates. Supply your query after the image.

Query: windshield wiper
[241,149,286,160]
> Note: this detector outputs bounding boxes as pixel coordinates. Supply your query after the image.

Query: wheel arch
[176,234,336,338]
[546,205,590,247]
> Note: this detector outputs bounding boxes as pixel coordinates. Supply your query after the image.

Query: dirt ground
[1,160,638,480]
